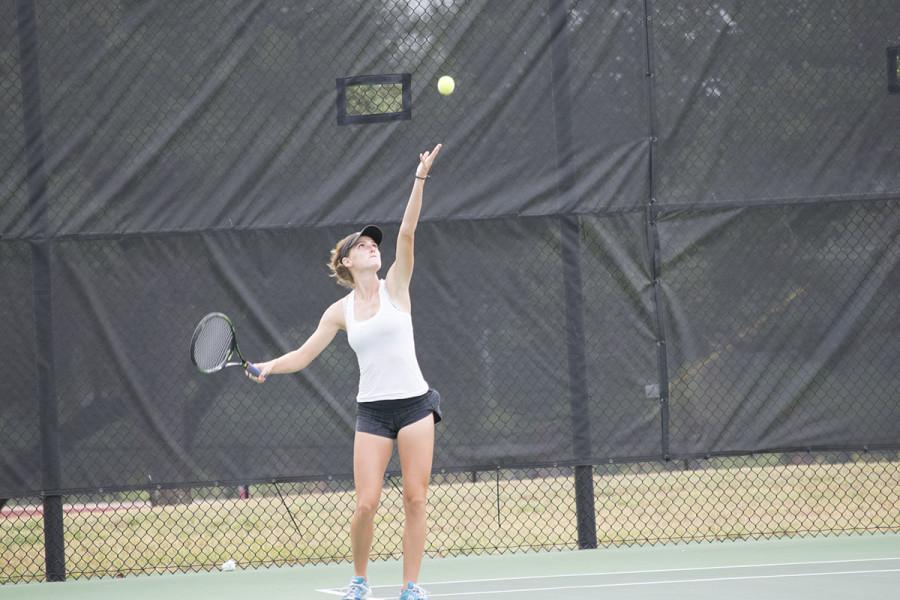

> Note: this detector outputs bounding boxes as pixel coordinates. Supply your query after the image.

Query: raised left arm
[387,143,442,307]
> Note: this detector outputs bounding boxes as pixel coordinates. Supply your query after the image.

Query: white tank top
[344,280,429,402]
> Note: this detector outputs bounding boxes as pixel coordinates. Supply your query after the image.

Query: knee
[354,497,380,520]
[403,489,428,516]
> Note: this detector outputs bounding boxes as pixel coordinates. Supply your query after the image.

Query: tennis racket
[190,312,261,376]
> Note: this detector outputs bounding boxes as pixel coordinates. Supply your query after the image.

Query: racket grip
[245,363,262,377]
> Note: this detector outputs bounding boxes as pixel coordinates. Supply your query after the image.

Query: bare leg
[397,414,435,584]
[351,431,393,578]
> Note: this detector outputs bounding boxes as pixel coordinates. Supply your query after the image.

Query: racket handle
[245,362,262,377]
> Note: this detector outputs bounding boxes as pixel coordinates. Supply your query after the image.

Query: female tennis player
[246,144,443,600]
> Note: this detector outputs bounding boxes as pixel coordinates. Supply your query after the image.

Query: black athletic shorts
[355,388,442,439]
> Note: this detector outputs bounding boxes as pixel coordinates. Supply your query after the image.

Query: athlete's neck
[353,273,380,301]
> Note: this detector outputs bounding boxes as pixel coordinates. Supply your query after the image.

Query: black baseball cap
[339,225,383,259]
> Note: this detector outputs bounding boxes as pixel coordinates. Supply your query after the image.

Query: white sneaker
[342,576,371,600]
[399,581,428,599]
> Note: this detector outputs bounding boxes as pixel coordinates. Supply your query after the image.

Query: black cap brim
[340,225,384,259]
[359,225,383,245]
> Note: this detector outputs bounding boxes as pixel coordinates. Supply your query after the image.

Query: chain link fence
[2,0,900,584]
[3,452,897,583]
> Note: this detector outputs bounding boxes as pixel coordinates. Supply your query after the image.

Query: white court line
[315,558,900,596]
[414,556,900,587]
[423,568,900,597]
[315,589,392,599]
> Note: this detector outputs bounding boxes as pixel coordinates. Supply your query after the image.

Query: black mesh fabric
[1,0,897,499]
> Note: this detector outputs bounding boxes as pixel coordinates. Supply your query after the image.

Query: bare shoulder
[384,269,411,313]
[323,297,348,330]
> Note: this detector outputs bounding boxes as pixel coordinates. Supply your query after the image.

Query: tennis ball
[437,75,455,96]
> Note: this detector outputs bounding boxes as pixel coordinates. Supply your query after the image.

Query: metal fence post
[16,0,66,581]
[549,0,597,550]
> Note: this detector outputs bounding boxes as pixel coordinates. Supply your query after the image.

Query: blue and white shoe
[342,576,371,600]
[399,581,428,599]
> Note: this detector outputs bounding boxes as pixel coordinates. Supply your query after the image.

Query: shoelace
[403,584,427,599]
[345,581,368,599]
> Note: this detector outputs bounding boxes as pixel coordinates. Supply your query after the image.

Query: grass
[2,458,898,583]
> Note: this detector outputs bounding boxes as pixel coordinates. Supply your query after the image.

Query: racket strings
[193,317,234,371]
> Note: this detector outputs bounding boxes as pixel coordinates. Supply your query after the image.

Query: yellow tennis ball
[437,75,455,96]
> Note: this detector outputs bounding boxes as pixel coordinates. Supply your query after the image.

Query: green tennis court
[4,534,898,599]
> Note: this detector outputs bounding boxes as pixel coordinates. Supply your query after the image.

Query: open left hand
[416,143,442,178]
